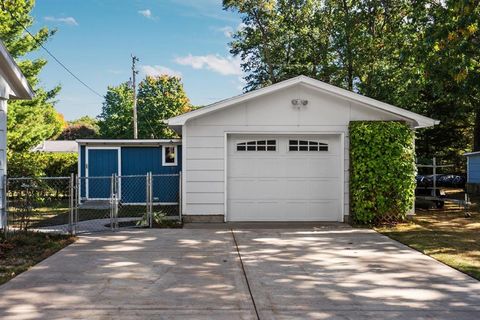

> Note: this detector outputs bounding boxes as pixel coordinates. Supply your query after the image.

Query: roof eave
[167,75,438,129]
[0,41,34,100]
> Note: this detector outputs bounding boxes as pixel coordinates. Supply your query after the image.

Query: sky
[29,0,244,120]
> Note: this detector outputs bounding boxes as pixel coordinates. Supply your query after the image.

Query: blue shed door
[87,149,119,199]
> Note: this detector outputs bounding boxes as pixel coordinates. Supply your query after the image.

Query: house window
[289,140,328,152]
[236,140,276,151]
[162,145,177,166]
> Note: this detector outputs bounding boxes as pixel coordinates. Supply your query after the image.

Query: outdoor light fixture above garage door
[291,99,308,109]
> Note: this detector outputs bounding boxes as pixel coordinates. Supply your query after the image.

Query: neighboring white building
[0,41,34,228]
[168,75,438,223]
[32,140,78,153]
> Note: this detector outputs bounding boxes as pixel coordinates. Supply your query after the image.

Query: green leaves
[225,0,480,170]
[1,0,64,152]
[98,75,192,139]
[349,121,416,224]
[7,152,77,178]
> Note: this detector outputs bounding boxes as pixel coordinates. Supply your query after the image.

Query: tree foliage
[98,75,191,139]
[224,0,480,169]
[137,75,191,138]
[7,151,77,178]
[58,116,100,140]
[1,0,65,152]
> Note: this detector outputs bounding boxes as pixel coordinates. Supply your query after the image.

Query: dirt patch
[0,232,75,285]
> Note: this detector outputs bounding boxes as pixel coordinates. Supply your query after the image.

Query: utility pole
[131,55,139,139]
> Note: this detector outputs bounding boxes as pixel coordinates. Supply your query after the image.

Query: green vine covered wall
[349,121,416,224]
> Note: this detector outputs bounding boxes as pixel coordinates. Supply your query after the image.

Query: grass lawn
[0,231,76,285]
[376,204,480,280]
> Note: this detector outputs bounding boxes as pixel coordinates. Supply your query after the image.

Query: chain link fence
[5,177,73,234]
[3,172,181,236]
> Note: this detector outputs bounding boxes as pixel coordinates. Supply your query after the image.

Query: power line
[1,2,103,98]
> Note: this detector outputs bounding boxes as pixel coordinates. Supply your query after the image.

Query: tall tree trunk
[474,110,480,151]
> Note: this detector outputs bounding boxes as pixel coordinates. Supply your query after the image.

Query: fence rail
[3,172,181,236]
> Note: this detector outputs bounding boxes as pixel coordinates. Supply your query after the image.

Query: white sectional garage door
[227,134,342,221]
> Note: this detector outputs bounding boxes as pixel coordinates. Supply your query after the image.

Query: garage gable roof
[0,40,34,100]
[168,75,438,128]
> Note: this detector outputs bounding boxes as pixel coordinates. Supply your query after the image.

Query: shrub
[7,152,78,178]
[349,121,416,224]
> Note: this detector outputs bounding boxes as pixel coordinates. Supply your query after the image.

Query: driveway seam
[231,229,260,320]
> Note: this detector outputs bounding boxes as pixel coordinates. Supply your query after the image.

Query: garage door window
[289,140,328,152]
[237,140,276,151]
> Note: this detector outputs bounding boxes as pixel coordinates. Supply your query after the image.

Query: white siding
[183,83,414,217]
[0,98,6,228]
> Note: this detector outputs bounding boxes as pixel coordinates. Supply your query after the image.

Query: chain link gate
[72,172,181,234]
[3,172,181,236]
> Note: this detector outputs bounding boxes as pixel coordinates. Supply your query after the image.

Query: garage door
[227,134,342,221]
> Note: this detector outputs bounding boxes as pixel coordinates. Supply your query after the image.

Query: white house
[0,41,34,228]
[168,75,438,223]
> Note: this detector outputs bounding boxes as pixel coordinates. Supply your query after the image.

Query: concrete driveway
[0,226,479,319]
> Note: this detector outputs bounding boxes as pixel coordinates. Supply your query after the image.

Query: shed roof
[31,140,78,153]
[76,139,182,146]
[167,75,438,129]
[0,40,34,100]
[464,151,480,157]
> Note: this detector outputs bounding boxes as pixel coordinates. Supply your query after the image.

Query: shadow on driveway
[0,227,479,319]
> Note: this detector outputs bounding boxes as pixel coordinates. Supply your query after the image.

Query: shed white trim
[167,75,438,129]
[77,139,182,145]
[464,151,480,157]
[85,146,121,200]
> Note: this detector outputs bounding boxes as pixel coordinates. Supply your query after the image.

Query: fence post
[147,172,153,228]
[2,175,7,238]
[114,174,119,230]
[179,171,182,221]
[69,173,74,235]
[75,175,79,232]
[110,174,115,232]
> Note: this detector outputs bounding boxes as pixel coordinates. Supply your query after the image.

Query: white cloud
[215,23,246,38]
[219,26,233,38]
[140,65,182,78]
[138,9,154,19]
[175,54,242,76]
[44,16,78,26]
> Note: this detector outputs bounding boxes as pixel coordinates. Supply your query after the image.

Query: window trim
[162,145,178,166]
[288,139,328,152]
[236,139,277,152]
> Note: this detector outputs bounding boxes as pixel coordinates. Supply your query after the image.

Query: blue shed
[465,151,480,194]
[465,151,480,184]
[77,139,182,204]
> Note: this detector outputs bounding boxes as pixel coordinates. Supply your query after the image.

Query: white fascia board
[0,41,34,100]
[300,78,439,128]
[167,75,439,129]
[76,139,182,145]
[464,151,480,157]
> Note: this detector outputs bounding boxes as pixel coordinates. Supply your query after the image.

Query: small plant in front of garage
[136,211,182,228]
[349,121,416,224]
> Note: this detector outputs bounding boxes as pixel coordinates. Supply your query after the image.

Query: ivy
[349,121,416,224]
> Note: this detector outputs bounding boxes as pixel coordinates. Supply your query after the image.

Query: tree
[1,0,65,151]
[224,0,480,170]
[98,75,191,139]
[137,75,191,138]
[58,116,100,140]
[98,82,134,138]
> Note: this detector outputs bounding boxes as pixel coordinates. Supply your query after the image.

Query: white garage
[227,134,342,221]
[167,75,437,223]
